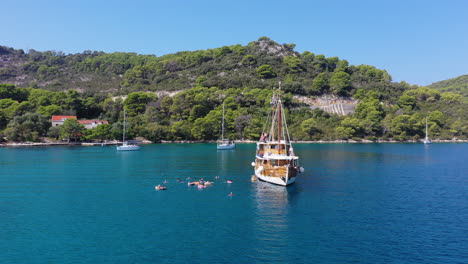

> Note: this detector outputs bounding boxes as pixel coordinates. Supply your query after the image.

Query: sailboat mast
[425,117,428,139]
[277,82,282,154]
[122,109,126,143]
[222,102,225,141]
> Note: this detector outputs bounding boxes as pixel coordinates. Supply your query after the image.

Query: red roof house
[51,115,108,129]
[51,115,77,126]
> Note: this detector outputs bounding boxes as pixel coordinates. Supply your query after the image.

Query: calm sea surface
[1,143,467,264]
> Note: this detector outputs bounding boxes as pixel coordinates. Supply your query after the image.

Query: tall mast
[425,117,428,140]
[222,102,225,141]
[122,109,126,143]
[277,82,282,154]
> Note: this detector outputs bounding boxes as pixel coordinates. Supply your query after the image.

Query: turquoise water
[1,143,467,263]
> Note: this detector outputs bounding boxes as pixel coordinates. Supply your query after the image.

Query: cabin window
[270,160,282,166]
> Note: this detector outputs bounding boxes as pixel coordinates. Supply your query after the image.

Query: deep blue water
[1,143,467,264]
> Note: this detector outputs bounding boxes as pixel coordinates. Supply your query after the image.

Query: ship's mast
[277,82,282,154]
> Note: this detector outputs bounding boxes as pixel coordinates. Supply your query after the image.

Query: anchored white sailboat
[117,109,140,151]
[423,117,432,144]
[251,82,303,186]
[217,102,235,150]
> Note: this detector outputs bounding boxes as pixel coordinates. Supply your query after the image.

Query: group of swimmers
[155,176,234,196]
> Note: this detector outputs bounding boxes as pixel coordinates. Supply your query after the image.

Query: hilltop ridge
[1,37,467,143]
[428,74,468,101]
[1,37,400,100]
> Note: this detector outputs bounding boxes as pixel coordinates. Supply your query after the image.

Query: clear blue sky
[2,0,468,86]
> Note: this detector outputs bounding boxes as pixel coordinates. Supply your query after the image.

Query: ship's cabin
[256,141,296,157]
[258,158,299,167]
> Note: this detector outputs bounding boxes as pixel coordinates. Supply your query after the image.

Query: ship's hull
[254,160,298,186]
[255,170,296,186]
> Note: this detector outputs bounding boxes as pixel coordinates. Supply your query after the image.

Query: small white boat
[217,102,235,150]
[217,140,235,150]
[117,109,140,151]
[117,141,140,151]
[423,117,432,144]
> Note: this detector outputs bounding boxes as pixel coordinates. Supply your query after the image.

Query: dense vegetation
[428,74,468,101]
[0,37,467,143]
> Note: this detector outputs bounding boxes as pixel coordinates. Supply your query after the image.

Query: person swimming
[228,192,234,196]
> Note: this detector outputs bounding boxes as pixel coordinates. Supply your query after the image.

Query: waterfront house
[51,115,77,126]
[78,120,109,129]
[51,115,108,129]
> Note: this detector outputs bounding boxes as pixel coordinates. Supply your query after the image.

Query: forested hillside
[0,37,467,143]
[428,74,468,101]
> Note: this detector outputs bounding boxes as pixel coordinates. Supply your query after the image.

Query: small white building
[51,115,77,126]
[51,115,108,129]
[78,120,109,129]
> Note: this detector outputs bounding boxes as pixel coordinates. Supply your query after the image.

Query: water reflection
[251,182,291,262]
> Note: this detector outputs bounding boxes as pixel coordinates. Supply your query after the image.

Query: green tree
[87,123,112,141]
[171,120,192,140]
[256,65,276,79]
[398,94,416,111]
[195,76,207,87]
[311,73,328,94]
[283,56,304,73]
[329,71,351,95]
[241,55,256,67]
[60,118,84,142]
[0,110,7,130]
[335,126,355,139]
[124,92,157,117]
[428,110,445,127]
[64,90,83,113]
[37,105,63,117]
[143,122,168,142]
[47,125,61,139]
[234,114,251,139]
[301,118,321,137]
[4,113,50,142]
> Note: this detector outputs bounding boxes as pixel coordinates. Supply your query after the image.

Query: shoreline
[1,139,467,147]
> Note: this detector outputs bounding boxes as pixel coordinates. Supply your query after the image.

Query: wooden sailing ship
[251,83,303,186]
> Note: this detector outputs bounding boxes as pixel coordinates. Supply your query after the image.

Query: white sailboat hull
[423,118,431,144]
[117,142,140,151]
[217,143,235,150]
